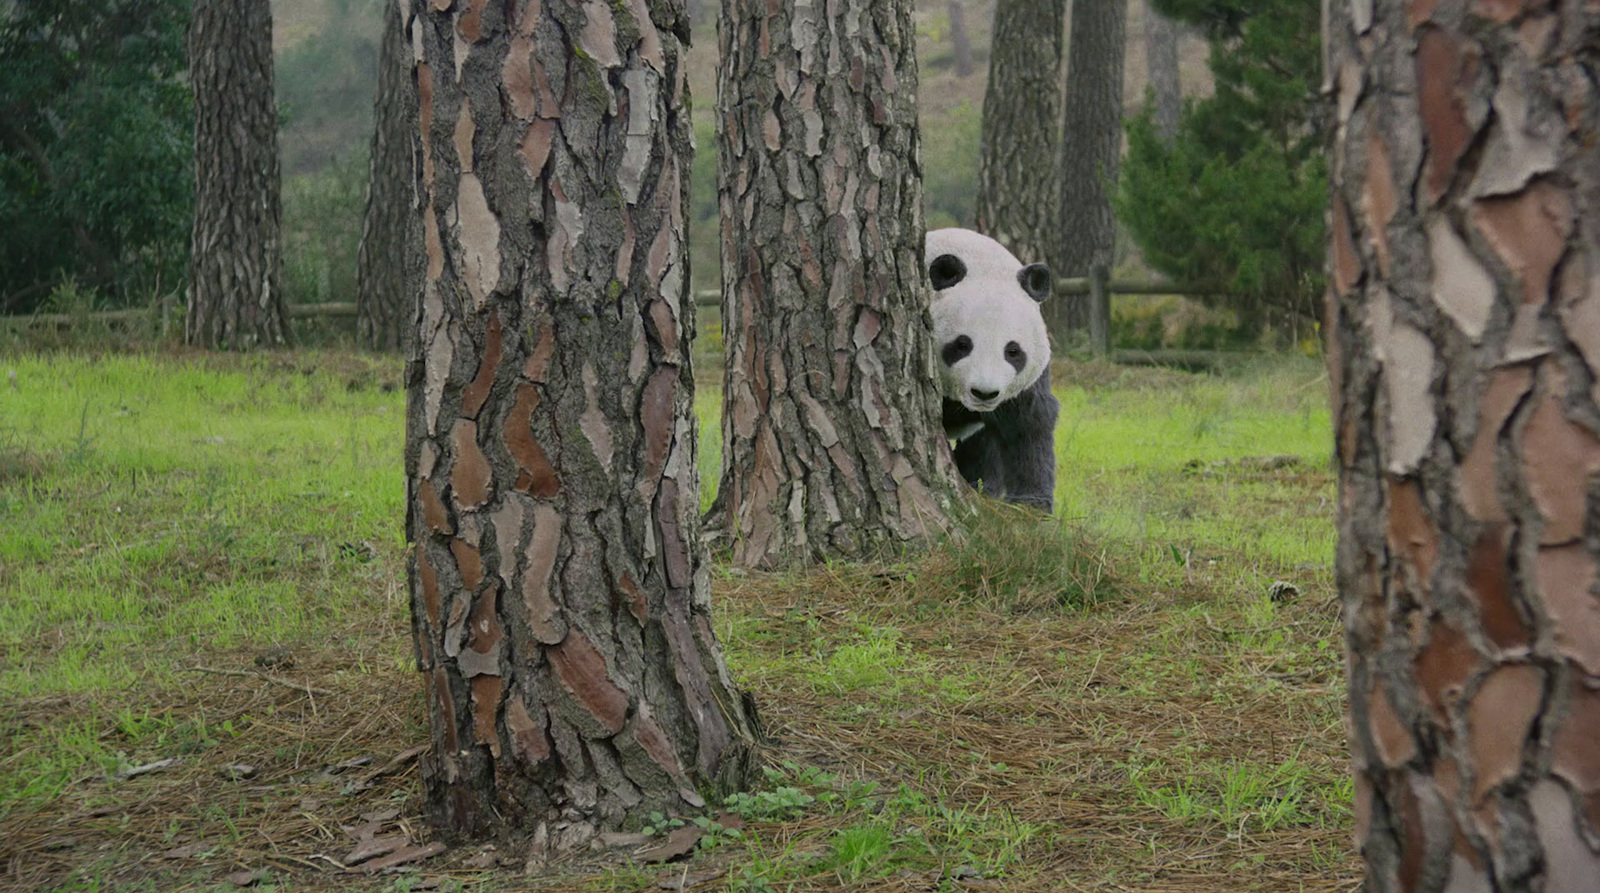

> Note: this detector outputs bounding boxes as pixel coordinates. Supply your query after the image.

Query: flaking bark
[406,0,759,844]
[186,0,289,349]
[712,0,963,569]
[1328,2,1600,889]
[356,0,420,353]
[974,0,1066,271]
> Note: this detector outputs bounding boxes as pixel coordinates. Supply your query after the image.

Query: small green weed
[824,823,895,882]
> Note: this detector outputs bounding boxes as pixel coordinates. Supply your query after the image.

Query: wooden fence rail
[5,273,1228,362]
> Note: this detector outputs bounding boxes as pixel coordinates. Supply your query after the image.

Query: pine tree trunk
[973,0,1065,270]
[1050,0,1127,338]
[186,0,288,350]
[355,0,419,353]
[1329,3,1600,889]
[948,1,974,79]
[713,0,962,569]
[407,0,759,844]
[1143,0,1179,142]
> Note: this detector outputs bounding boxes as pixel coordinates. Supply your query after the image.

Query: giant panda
[925,228,1059,512]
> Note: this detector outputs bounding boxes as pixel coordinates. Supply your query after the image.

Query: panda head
[925,228,1052,413]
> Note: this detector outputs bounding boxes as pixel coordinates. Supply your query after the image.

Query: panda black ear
[1018,263,1051,302]
[929,254,967,291]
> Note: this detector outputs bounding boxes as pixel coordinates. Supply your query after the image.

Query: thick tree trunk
[713,0,962,569]
[186,0,288,349]
[1143,0,1179,142]
[1329,3,1600,890]
[406,0,759,844]
[973,0,1066,271]
[355,0,419,353]
[1050,0,1127,338]
[948,1,974,78]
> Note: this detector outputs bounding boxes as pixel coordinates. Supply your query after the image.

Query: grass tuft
[929,498,1115,612]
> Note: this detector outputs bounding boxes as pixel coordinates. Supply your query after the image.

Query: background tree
[712,0,963,569]
[1143,1,1180,141]
[407,0,759,840]
[0,0,191,313]
[973,0,1066,273]
[187,0,288,348]
[354,0,417,352]
[1050,0,1128,337]
[1329,2,1600,888]
[947,1,975,78]
[1117,0,1324,331]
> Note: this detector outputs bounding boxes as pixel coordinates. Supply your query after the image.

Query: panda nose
[970,387,1000,402]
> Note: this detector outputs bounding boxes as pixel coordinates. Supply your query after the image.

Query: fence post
[1088,263,1110,356]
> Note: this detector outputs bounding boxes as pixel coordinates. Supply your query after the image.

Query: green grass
[0,352,407,701]
[0,349,1354,890]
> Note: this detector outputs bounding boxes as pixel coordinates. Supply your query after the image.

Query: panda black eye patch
[1004,341,1026,372]
[929,254,968,290]
[942,335,973,366]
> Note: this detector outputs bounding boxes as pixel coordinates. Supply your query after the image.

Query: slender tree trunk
[407,0,759,844]
[973,0,1066,270]
[713,0,962,569]
[1144,0,1179,142]
[1329,3,1600,889]
[1050,0,1127,338]
[355,0,419,353]
[948,1,974,78]
[186,0,288,349]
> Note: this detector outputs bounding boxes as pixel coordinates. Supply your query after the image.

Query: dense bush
[0,0,193,313]
[1116,0,1326,331]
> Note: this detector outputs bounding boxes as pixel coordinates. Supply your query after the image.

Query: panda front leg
[990,376,1059,513]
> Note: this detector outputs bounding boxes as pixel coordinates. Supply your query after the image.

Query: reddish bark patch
[1467,663,1543,801]
[1369,681,1418,766]
[450,420,493,510]
[1388,479,1440,585]
[1416,27,1476,201]
[548,630,630,734]
[419,479,454,534]
[640,368,677,483]
[1521,385,1600,545]
[433,667,459,752]
[656,479,691,590]
[450,538,484,591]
[1535,545,1600,675]
[1471,180,1572,305]
[418,544,442,628]
[1415,619,1481,722]
[519,119,555,180]
[1465,526,1530,650]
[504,691,550,764]
[1471,0,1532,22]
[1410,0,1441,27]
[1364,131,1397,275]
[466,580,502,655]
[619,572,649,625]
[522,504,566,644]
[459,0,489,42]
[632,705,688,783]
[1396,774,1426,891]
[1551,675,1600,836]
[470,675,502,757]
[1459,366,1533,521]
[524,325,555,383]
[505,383,560,498]
[647,300,678,358]
[460,310,503,419]
[1331,195,1363,295]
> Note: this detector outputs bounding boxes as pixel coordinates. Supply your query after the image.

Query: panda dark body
[941,373,1058,511]
[926,228,1059,512]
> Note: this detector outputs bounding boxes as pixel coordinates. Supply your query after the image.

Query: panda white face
[926,228,1051,413]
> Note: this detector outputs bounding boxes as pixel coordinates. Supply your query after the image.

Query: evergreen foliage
[0,0,193,313]
[1116,0,1325,329]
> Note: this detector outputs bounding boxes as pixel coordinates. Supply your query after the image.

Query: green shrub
[1117,0,1326,332]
